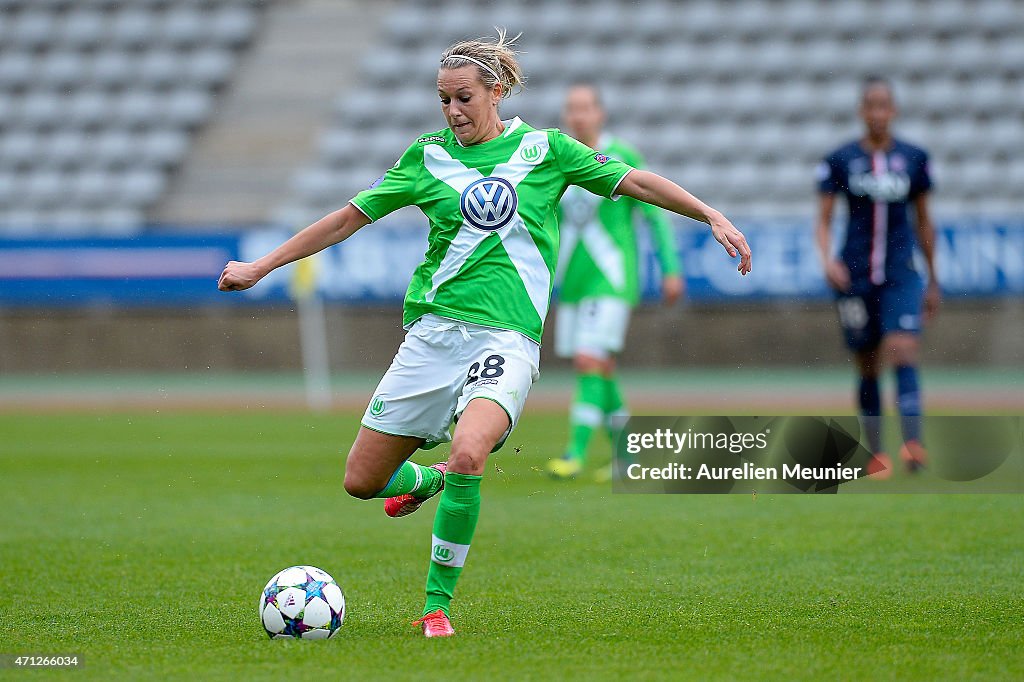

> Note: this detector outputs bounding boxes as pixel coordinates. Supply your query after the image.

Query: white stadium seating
[0,0,1019,231]
[0,0,263,232]
[281,0,1023,222]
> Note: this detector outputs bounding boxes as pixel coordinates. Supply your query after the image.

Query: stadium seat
[208,5,259,47]
[11,10,56,50]
[0,130,38,169]
[390,89,442,127]
[362,49,407,88]
[976,0,1021,34]
[141,130,190,168]
[958,158,995,197]
[73,169,116,206]
[186,49,236,88]
[846,37,899,77]
[42,130,89,169]
[95,207,145,234]
[38,51,88,89]
[624,2,673,45]
[727,0,776,40]
[820,3,874,39]
[334,92,380,128]
[893,39,943,79]
[745,41,802,80]
[992,117,1024,152]
[724,80,769,121]
[0,91,13,129]
[0,51,35,89]
[138,50,187,89]
[915,78,962,118]
[0,170,18,204]
[318,129,360,164]
[109,8,159,49]
[21,91,66,130]
[68,90,112,130]
[875,1,919,38]
[385,7,429,48]
[927,0,973,35]
[997,40,1024,77]
[945,37,998,78]
[89,50,136,89]
[60,8,107,49]
[92,130,136,168]
[115,90,161,129]
[574,1,624,44]
[1006,159,1024,192]
[24,170,65,208]
[164,89,214,128]
[48,208,92,232]
[119,169,166,206]
[292,168,341,206]
[162,7,207,48]
[965,77,1013,116]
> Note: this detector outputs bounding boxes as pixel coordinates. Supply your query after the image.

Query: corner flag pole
[291,255,332,412]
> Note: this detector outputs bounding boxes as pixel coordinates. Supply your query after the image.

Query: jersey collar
[452,116,525,147]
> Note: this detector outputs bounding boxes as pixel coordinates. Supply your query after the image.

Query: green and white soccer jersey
[350,117,634,344]
[554,134,681,306]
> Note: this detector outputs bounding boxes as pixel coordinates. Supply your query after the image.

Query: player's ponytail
[440,28,525,99]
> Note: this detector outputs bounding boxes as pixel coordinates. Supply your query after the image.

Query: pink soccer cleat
[866,452,892,480]
[900,440,928,473]
[384,462,446,518]
[412,609,455,638]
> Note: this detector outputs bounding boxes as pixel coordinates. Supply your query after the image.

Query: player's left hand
[924,281,941,323]
[661,275,684,306]
[709,214,752,275]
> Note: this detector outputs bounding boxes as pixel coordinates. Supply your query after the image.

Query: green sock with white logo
[423,472,482,616]
[566,373,606,463]
[603,375,630,459]
[374,460,443,499]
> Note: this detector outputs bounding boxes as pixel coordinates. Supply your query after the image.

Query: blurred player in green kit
[547,84,684,482]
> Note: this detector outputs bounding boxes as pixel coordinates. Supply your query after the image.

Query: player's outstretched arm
[218,204,371,292]
[616,169,752,275]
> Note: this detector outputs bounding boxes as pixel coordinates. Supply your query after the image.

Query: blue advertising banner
[642,217,1024,301]
[0,233,238,307]
[0,218,1021,307]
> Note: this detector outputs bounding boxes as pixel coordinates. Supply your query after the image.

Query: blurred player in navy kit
[815,76,939,478]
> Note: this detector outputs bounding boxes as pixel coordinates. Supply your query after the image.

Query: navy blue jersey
[817,139,932,286]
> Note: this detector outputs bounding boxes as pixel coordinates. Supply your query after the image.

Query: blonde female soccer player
[218,31,751,638]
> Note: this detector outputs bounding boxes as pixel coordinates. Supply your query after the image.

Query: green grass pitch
[1,411,1022,680]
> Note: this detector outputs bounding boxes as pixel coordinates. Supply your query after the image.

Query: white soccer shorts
[361,314,540,450]
[554,296,632,360]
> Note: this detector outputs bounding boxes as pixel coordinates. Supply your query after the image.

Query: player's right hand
[218,260,265,291]
[824,259,851,292]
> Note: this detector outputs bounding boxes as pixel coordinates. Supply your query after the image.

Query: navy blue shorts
[834,277,924,351]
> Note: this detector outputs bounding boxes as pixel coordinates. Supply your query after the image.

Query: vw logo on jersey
[460,177,518,231]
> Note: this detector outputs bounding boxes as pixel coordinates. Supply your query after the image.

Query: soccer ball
[259,565,345,639]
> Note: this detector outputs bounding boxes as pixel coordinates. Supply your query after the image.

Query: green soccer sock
[602,375,630,454]
[374,460,443,499]
[566,372,606,463]
[424,472,482,616]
